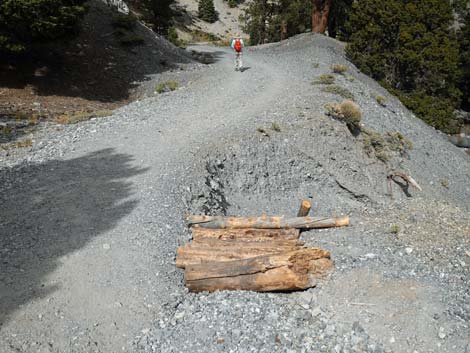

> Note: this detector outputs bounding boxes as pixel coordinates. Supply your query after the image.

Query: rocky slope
[0,34,469,353]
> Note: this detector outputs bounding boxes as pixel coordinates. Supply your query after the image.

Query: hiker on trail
[231,34,245,71]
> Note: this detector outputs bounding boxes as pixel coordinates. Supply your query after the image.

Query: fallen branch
[387,171,422,198]
[187,215,350,230]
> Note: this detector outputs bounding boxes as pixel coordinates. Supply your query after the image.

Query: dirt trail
[1,36,469,353]
[0,46,293,353]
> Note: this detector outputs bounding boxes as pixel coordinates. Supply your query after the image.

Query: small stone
[389,337,395,344]
[310,307,323,317]
[174,311,185,320]
[103,243,111,250]
[405,247,413,254]
[438,327,446,339]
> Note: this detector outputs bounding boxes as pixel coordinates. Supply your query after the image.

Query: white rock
[405,247,413,254]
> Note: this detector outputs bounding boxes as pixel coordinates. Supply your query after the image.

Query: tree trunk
[184,249,333,292]
[186,215,350,229]
[312,0,331,34]
[312,0,323,33]
[320,0,331,34]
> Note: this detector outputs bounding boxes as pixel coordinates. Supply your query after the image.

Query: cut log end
[297,200,312,217]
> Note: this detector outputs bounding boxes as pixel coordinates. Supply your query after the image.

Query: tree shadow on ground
[0,148,147,327]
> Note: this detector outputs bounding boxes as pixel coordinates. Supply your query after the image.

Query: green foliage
[322,85,354,100]
[225,0,240,8]
[167,26,180,46]
[389,224,400,235]
[142,0,174,34]
[327,0,353,39]
[119,34,145,47]
[376,95,387,107]
[459,12,470,110]
[345,0,462,133]
[0,0,87,54]
[155,80,179,94]
[198,0,217,23]
[313,74,335,85]
[112,14,138,30]
[241,0,312,44]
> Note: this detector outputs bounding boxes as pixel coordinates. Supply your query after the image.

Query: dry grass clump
[55,110,113,124]
[331,64,348,74]
[384,131,413,154]
[325,100,362,133]
[156,81,179,94]
[321,85,354,100]
[271,122,281,132]
[0,138,33,150]
[313,74,335,85]
[376,95,387,107]
[362,129,413,162]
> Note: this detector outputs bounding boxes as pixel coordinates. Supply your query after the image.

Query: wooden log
[297,200,311,217]
[184,249,333,292]
[191,237,302,248]
[176,241,305,268]
[191,227,300,241]
[187,215,350,229]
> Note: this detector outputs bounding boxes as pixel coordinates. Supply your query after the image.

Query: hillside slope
[174,0,249,40]
[0,34,469,353]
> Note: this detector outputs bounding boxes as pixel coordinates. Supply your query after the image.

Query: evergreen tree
[198,0,217,23]
[241,0,311,44]
[0,0,87,54]
[327,0,353,39]
[142,0,175,34]
[345,0,462,133]
[459,12,470,110]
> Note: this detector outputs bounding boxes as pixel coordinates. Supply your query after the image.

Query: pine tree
[142,0,175,34]
[0,0,87,54]
[345,0,462,133]
[198,0,217,23]
[459,12,470,110]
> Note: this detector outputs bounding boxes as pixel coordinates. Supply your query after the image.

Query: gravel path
[1,34,469,353]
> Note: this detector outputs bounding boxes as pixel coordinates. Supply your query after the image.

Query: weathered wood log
[191,227,300,241]
[176,240,306,268]
[187,215,350,229]
[191,237,302,247]
[297,200,312,217]
[184,249,333,292]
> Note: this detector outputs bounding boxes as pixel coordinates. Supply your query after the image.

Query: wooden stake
[297,200,312,217]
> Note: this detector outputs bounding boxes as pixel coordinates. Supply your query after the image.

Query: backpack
[234,39,242,52]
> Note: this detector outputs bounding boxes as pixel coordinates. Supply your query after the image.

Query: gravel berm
[1,34,469,353]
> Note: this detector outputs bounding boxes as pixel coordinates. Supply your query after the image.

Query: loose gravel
[1,34,469,353]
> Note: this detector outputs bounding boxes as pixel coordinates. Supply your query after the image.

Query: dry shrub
[331,64,348,74]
